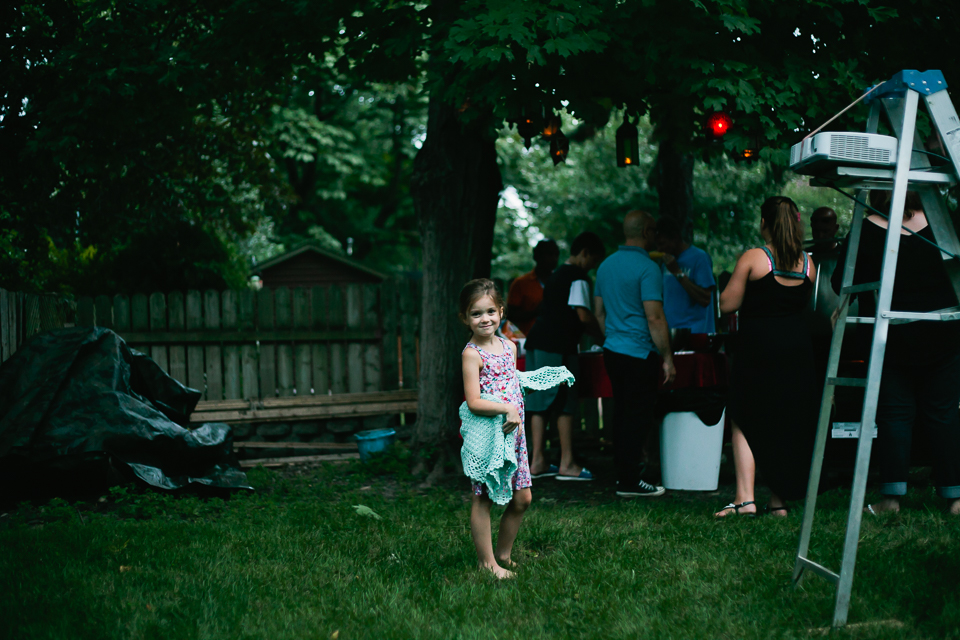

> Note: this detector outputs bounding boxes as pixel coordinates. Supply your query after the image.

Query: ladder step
[844,316,875,324]
[883,306,960,322]
[796,556,840,583]
[827,377,868,388]
[841,281,880,295]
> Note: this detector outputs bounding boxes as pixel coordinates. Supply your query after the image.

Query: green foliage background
[492,113,856,281]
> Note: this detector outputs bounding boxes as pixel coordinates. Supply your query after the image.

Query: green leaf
[353,505,382,520]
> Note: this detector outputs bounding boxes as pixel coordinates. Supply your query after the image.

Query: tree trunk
[409,98,502,481]
[654,136,695,237]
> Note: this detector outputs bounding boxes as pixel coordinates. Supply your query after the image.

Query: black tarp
[0,327,252,501]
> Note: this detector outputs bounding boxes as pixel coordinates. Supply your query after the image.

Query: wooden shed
[253,242,386,289]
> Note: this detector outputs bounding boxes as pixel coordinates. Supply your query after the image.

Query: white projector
[789,132,898,175]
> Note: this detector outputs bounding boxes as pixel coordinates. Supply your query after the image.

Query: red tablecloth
[576,351,727,398]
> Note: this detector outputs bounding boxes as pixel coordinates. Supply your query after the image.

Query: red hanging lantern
[705,111,733,140]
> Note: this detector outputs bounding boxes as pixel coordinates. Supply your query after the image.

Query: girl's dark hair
[760,196,804,271]
[458,278,504,320]
[868,189,924,221]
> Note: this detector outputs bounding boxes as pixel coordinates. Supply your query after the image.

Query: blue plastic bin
[353,428,397,462]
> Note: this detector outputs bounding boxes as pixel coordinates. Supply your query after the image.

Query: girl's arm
[719,249,756,314]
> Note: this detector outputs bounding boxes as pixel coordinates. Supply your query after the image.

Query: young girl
[460,278,532,579]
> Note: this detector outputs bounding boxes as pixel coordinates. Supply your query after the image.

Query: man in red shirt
[507,239,559,336]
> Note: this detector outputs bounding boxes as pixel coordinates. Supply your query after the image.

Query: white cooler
[660,409,725,491]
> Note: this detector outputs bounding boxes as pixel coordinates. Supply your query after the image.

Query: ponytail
[760,196,804,271]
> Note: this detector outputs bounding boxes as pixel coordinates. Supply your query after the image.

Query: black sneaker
[616,479,666,497]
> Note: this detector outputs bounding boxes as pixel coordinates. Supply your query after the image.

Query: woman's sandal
[715,500,757,518]
[764,503,790,517]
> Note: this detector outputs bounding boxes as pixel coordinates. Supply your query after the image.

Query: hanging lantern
[738,135,762,162]
[550,129,569,165]
[705,111,733,140]
[542,113,562,139]
[616,115,640,167]
[516,111,543,149]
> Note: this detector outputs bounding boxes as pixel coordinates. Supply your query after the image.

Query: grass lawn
[2,456,959,640]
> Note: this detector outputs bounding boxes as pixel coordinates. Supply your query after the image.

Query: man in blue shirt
[595,210,676,497]
[655,216,716,333]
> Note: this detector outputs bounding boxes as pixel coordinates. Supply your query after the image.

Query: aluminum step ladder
[792,69,960,628]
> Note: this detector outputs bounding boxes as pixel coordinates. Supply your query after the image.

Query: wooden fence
[0,289,73,364]
[1,280,422,403]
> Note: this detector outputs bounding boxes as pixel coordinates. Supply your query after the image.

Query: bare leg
[715,423,758,517]
[556,414,584,476]
[470,494,513,579]
[866,496,901,514]
[767,491,788,517]
[529,413,549,475]
[495,489,533,566]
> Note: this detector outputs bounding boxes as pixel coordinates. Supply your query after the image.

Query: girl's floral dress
[463,337,532,494]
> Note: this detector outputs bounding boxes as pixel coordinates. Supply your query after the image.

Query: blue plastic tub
[353,428,397,462]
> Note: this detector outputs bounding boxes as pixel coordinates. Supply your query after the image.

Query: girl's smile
[466,295,502,339]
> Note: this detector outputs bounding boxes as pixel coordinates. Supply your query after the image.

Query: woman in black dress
[715,196,819,517]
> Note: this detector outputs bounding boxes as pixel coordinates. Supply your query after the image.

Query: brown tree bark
[409,99,502,483]
[654,136,695,238]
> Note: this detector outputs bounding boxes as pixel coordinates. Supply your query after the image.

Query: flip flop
[556,468,594,482]
[764,503,790,517]
[715,500,757,518]
[531,464,559,479]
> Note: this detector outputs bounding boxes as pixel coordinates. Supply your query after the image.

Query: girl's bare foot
[865,497,900,515]
[948,499,960,516]
[495,556,518,569]
[479,562,515,579]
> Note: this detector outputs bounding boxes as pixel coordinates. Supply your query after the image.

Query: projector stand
[793,70,960,628]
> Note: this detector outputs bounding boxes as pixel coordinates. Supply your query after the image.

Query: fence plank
[131,294,149,332]
[94,295,113,329]
[149,292,168,373]
[346,284,364,394]
[257,288,276,398]
[13,292,22,352]
[222,290,241,400]
[275,287,294,397]
[204,290,223,401]
[363,284,381,392]
[380,280,400,391]
[77,297,95,327]
[186,290,205,398]
[293,288,312,395]
[399,278,420,389]
[311,286,329,395]
[113,295,131,331]
[167,291,187,386]
[0,290,10,362]
[328,285,346,394]
[239,289,259,400]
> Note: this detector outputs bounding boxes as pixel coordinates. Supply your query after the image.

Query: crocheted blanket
[460,366,575,505]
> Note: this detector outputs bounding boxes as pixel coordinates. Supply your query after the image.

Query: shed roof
[254,242,387,282]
